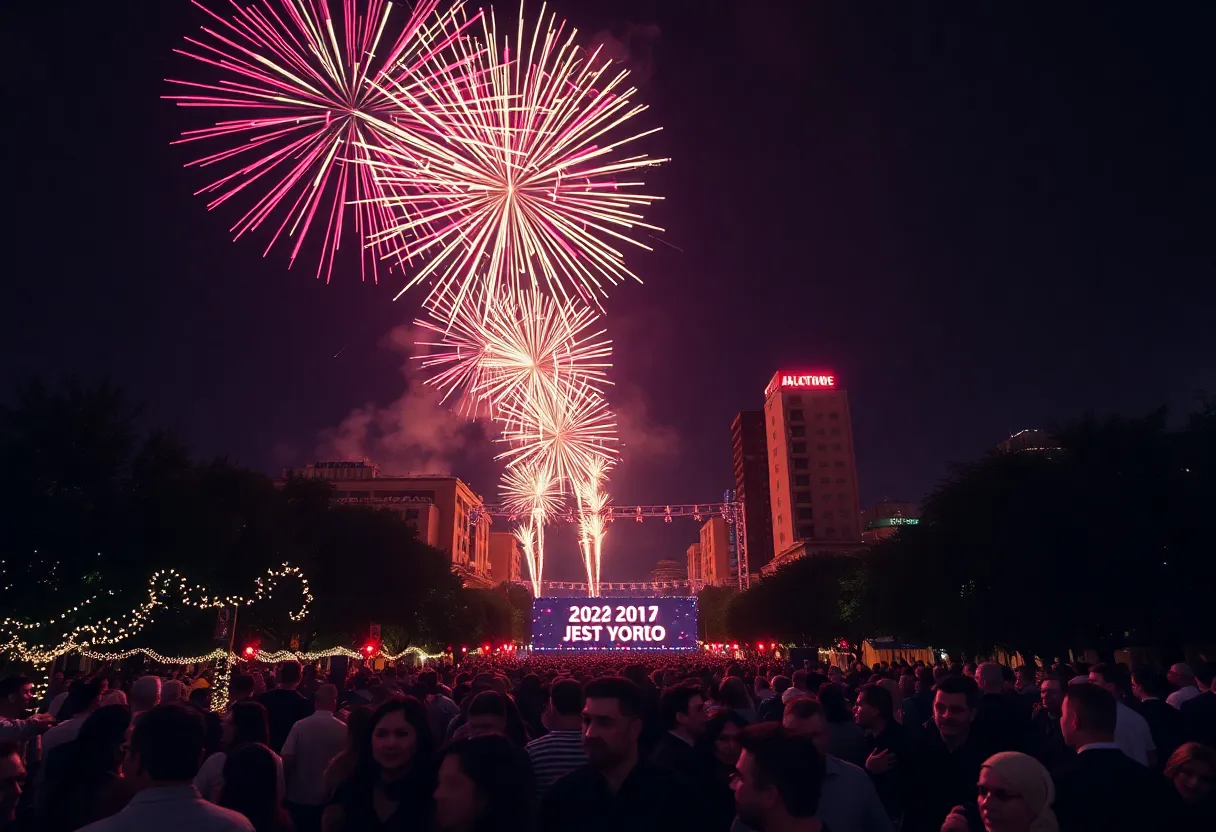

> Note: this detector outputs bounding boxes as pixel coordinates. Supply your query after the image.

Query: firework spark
[502,463,561,594]
[364,2,667,318]
[166,0,478,283]
[495,382,617,490]
[513,523,539,597]
[415,289,612,417]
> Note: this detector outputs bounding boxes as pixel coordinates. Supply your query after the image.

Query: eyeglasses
[978,785,1022,802]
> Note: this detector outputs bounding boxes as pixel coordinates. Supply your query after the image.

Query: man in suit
[1180,662,1216,747]
[650,684,714,790]
[1053,682,1180,830]
[1131,666,1183,770]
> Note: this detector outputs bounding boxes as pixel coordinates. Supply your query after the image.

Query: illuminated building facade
[284,461,493,586]
[731,411,775,575]
[686,543,702,585]
[763,371,863,567]
[861,500,920,544]
[489,531,522,584]
[649,560,687,583]
[698,517,732,585]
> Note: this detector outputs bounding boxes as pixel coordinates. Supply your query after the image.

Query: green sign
[865,517,919,530]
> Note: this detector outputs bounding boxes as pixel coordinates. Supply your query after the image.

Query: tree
[726,555,863,646]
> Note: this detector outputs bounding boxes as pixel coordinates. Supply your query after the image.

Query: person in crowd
[322,697,436,832]
[1163,742,1215,823]
[817,683,868,766]
[753,676,775,706]
[1131,666,1183,769]
[1087,663,1156,766]
[0,676,54,752]
[719,677,758,724]
[77,704,254,831]
[463,690,529,746]
[972,663,1029,758]
[43,678,103,762]
[1015,666,1040,707]
[650,684,714,786]
[321,706,371,801]
[902,676,983,832]
[541,676,704,832]
[218,744,294,832]
[706,711,749,830]
[433,734,533,831]
[780,698,892,832]
[941,751,1057,832]
[757,677,789,723]
[1052,682,1179,830]
[1166,663,1200,710]
[1180,662,1216,747]
[161,680,187,706]
[196,700,285,803]
[0,742,26,832]
[511,674,546,740]
[1028,678,1071,771]
[856,683,905,822]
[258,662,313,754]
[282,684,347,832]
[228,675,256,709]
[128,677,161,726]
[731,723,827,832]
[189,687,223,757]
[525,679,586,797]
[417,670,459,742]
[37,704,134,831]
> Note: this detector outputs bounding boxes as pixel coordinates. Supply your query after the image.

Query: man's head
[827,666,843,684]
[1017,665,1037,689]
[65,678,103,718]
[123,704,207,788]
[582,677,643,769]
[0,677,32,715]
[1040,678,1064,714]
[782,698,829,757]
[1088,663,1121,697]
[754,677,770,695]
[659,684,708,738]
[1131,667,1169,702]
[1167,663,1194,689]
[227,673,254,702]
[278,661,302,688]
[466,691,508,738]
[1196,662,1216,693]
[791,670,809,692]
[770,676,791,697]
[129,676,162,713]
[544,679,584,731]
[732,724,825,830]
[1061,682,1116,749]
[856,683,895,732]
[0,741,25,825]
[933,675,978,744]
[315,684,338,712]
[976,663,1004,694]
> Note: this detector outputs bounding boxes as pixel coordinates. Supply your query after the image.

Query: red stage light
[758,643,765,651]
[363,644,376,655]
[770,642,777,649]
[243,646,255,657]
[461,646,468,653]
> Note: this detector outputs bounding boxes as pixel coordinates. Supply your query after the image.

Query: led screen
[531,597,698,651]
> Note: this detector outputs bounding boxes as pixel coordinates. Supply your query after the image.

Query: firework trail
[364,2,667,319]
[502,463,561,592]
[166,0,479,283]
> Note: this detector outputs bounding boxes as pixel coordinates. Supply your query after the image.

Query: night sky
[6,1,1214,581]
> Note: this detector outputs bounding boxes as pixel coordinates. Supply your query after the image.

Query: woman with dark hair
[196,699,285,802]
[36,704,135,831]
[322,698,436,832]
[818,682,868,766]
[704,710,748,832]
[219,743,294,832]
[323,705,372,800]
[717,677,757,724]
[464,691,530,746]
[433,735,532,832]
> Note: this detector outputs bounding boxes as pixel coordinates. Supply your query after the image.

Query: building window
[825,526,837,535]
[790,426,805,437]
[831,428,841,436]
[788,395,803,405]
[822,493,833,501]
[797,524,814,538]
[797,507,813,520]
[832,443,842,451]
[841,525,851,536]
[792,458,808,470]
[779,532,785,545]
[794,475,809,487]
[790,409,804,421]
[792,442,806,454]
[830,412,839,420]
[821,477,831,485]
[839,493,848,501]
[795,491,811,503]
[815,412,824,420]
[817,444,827,451]
[835,460,845,468]
[776,495,781,507]
[836,477,846,485]
[819,461,829,467]
[816,429,826,436]
[824,511,834,520]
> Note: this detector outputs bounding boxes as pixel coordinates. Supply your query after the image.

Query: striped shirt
[526,729,587,796]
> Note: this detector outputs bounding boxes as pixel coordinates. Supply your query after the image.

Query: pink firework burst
[165,0,478,283]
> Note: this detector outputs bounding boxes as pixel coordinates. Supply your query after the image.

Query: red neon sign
[780,373,835,388]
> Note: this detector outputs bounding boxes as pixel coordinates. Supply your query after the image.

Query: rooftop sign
[766,371,838,397]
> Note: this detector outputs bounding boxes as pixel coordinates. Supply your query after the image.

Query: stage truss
[470,499,751,590]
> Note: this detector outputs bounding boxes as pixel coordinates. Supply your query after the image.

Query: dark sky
[6,0,1214,581]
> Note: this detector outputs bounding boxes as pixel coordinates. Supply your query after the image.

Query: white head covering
[981,751,1059,832]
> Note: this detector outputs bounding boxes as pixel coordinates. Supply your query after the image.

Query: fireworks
[364,2,667,317]
[165,0,478,283]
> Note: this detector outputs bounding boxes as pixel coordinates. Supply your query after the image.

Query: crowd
[0,651,1213,831]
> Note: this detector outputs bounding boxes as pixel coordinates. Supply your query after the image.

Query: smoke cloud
[586,22,660,87]
[315,324,489,475]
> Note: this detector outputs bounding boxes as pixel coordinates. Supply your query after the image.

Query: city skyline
[6,0,1214,584]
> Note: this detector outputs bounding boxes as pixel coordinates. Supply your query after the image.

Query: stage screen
[531,597,698,651]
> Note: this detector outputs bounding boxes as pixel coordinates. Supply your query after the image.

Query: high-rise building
[686,543,702,585]
[698,517,732,585]
[489,531,522,584]
[731,411,775,575]
[861,500,919,544]
[282,461,494,587]
[763,371,863,566]
[649,560,687,582]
